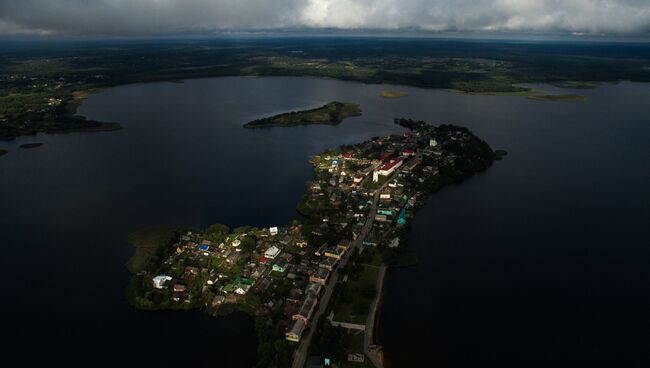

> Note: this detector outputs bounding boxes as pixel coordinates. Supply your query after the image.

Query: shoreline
[124,119,503,367]
[6,73,616,140]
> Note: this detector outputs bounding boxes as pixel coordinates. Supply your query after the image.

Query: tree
[240,237,257,252]
[206,223,230,243]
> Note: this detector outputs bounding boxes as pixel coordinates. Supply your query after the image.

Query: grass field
[126,227,175,273]
[332,249,383,325]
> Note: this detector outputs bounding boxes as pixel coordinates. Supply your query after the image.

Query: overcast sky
[1,0,649,37]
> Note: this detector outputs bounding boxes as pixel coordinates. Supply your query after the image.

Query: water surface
[1,77,648,366]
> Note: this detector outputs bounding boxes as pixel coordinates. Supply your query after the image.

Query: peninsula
[243,102,362,128]
[126,118,504,367]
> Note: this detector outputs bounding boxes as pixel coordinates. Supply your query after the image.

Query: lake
[1,77,648,366]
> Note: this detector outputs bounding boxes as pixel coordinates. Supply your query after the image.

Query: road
[292,160,410,368]
[364,265,386,368]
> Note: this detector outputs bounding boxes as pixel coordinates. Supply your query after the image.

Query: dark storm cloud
[1,0,649,36]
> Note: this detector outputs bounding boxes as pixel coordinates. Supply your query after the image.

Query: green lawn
[332,263,380,325]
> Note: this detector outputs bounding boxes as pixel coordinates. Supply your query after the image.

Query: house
[287,287,305,303]
[377,209,393,216]
[389,237,400,248]
[226,252,241,264]
[402,149,416,156]
[152,275,172,289]
[324,246,344,260]
[222,284,236,294]
[403,157,421,172]
[348,354,365,363]
[374,214,388,222]
[397,208,407,225]
[269,227,279,236]
[235,284,251,295]
[293,293,318,322]
[236,276,255,286]
[211,295,226,307]
[286,319,306,342]
[306,283,322,296]
[319,257,337,271]
[251,265,267,279]
[376,157,403,177]
[272,260,288,273]
[259,257,270,265]
[173,284,186,293]
[363,230,381,247]
[337,240,351,251]
[264,245,281,259]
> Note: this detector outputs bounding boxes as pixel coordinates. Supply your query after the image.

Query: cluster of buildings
[139,122,485,363]
[1,72,107,125]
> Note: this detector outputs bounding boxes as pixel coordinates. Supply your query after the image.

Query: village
[129,119,499,368]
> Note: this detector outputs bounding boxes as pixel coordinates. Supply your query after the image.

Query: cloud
[0,0,649,36]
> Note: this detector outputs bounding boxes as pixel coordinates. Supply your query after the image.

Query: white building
[152,275,172,289]
[286,319,306,342]
[235,285,251,295]
[373,158,403,181]
[293,293,318,322]
[264,245,281,259]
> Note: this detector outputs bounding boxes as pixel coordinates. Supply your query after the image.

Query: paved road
[292,162,409,368]
[364,265,386,368]
[292,191,382,368]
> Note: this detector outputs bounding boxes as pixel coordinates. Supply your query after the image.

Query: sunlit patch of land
[380,91,408,99]
[551,81,613,89]
[527,94,586,102]
[244,101,362,128]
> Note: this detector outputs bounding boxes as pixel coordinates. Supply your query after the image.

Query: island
[19,142,44,149]
[243,102,362,128]
[126,118,505,368]
[380,91,408,99]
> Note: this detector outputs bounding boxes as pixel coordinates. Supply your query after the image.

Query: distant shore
[243,101,362,128]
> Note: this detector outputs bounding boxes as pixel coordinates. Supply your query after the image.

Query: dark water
[1,77,648,365]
